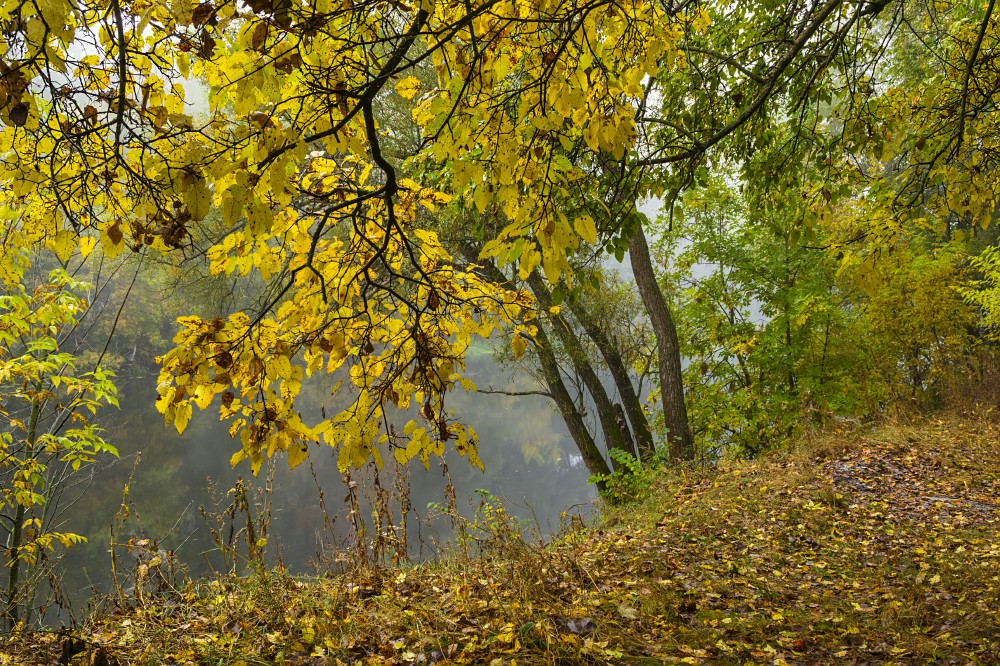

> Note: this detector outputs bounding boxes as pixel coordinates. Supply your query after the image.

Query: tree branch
[639,0,847,167]
[956,0,996,154]
[478,387,554,398]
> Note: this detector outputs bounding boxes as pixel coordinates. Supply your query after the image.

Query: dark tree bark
[565,289,656,461]
[531,324,613,481]
[612,404,636,457]
[456,244,612,481]
[527,272,633,467]
[628,227,694,461]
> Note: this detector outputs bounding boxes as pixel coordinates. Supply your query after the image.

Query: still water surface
[54,350,598,621]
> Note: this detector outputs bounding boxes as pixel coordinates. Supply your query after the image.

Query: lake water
[30,234,652,625]
[49,349,599,623]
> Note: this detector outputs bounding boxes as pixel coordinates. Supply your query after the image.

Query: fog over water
[54,342,600,620]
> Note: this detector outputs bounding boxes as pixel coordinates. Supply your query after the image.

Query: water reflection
[56,351,598,622]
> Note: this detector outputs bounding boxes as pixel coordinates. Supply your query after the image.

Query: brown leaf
[246,0,274,13]
[192,2,215,26]
[275,53,302,73]
[198,30,216,59]
[8,101,27,126]
[250,112,275,129]
[215,350,233,369]
[251,21,268,51]
[106,222,124,246]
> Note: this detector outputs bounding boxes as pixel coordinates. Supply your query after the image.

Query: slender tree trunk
[527,272,631,467]
[456,245,612,481]
[6,397,41,630]
[612,404,636,456]
[565,290,656,461]
[783,233,797,396]
[628,228,694,461]
[532,324,612,482]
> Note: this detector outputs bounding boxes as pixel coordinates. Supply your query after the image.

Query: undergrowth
[3,411,1000,664]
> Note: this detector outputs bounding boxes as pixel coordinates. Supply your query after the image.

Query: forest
[1,0,1000,662]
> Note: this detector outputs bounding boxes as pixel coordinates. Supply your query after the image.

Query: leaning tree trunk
[565,290,656,461]
[456,245,612,481]
[628,228,694,461]
[531,324,613,482]
[527,272,633,467]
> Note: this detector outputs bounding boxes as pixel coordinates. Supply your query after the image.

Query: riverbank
[4,411,1000,664]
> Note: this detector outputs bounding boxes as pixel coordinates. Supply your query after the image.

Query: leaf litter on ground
[3,411,1000,665]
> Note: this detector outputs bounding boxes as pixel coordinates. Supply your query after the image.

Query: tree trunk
[456,245,612,481]
[612,404,636,457]
[527,272,632,467]
[628,228,694,461]
[565,289,656,461]
[6,396,41,630]
[532,324,613,482]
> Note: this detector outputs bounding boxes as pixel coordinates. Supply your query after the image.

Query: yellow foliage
[0,0,712,475]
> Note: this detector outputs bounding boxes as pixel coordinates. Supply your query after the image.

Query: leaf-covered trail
[5,414,1000,664]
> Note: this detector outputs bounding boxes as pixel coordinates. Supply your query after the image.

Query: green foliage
[0,265,119,626]
[851,241,978,405]
[429,489,529,560]
[461,489,527,557]
[660,178,838,456]
[960,244,1000,340]
[590,449,659,505]
[660,170,981,459]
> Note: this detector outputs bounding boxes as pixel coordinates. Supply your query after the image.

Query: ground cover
[4,412,999,665]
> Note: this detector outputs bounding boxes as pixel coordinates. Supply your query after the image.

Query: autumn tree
[381,64,658,474]
[2,0,999,479]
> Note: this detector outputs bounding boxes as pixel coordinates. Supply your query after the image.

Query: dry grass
[4,410,1000,664]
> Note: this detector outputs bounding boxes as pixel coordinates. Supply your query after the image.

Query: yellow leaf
[79,236,97,259]
[395,76,421,100]
[274,355,292,379]
[496,623,516,644]
[193,385,214,410]
[512,333,527,360]
[222,184,248,226]
[574,214,597,244]
[50,229,76,262]
[183,176,212,220]
[287,443,309,469]
[174,402,192,435]
[542,253,561,283]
